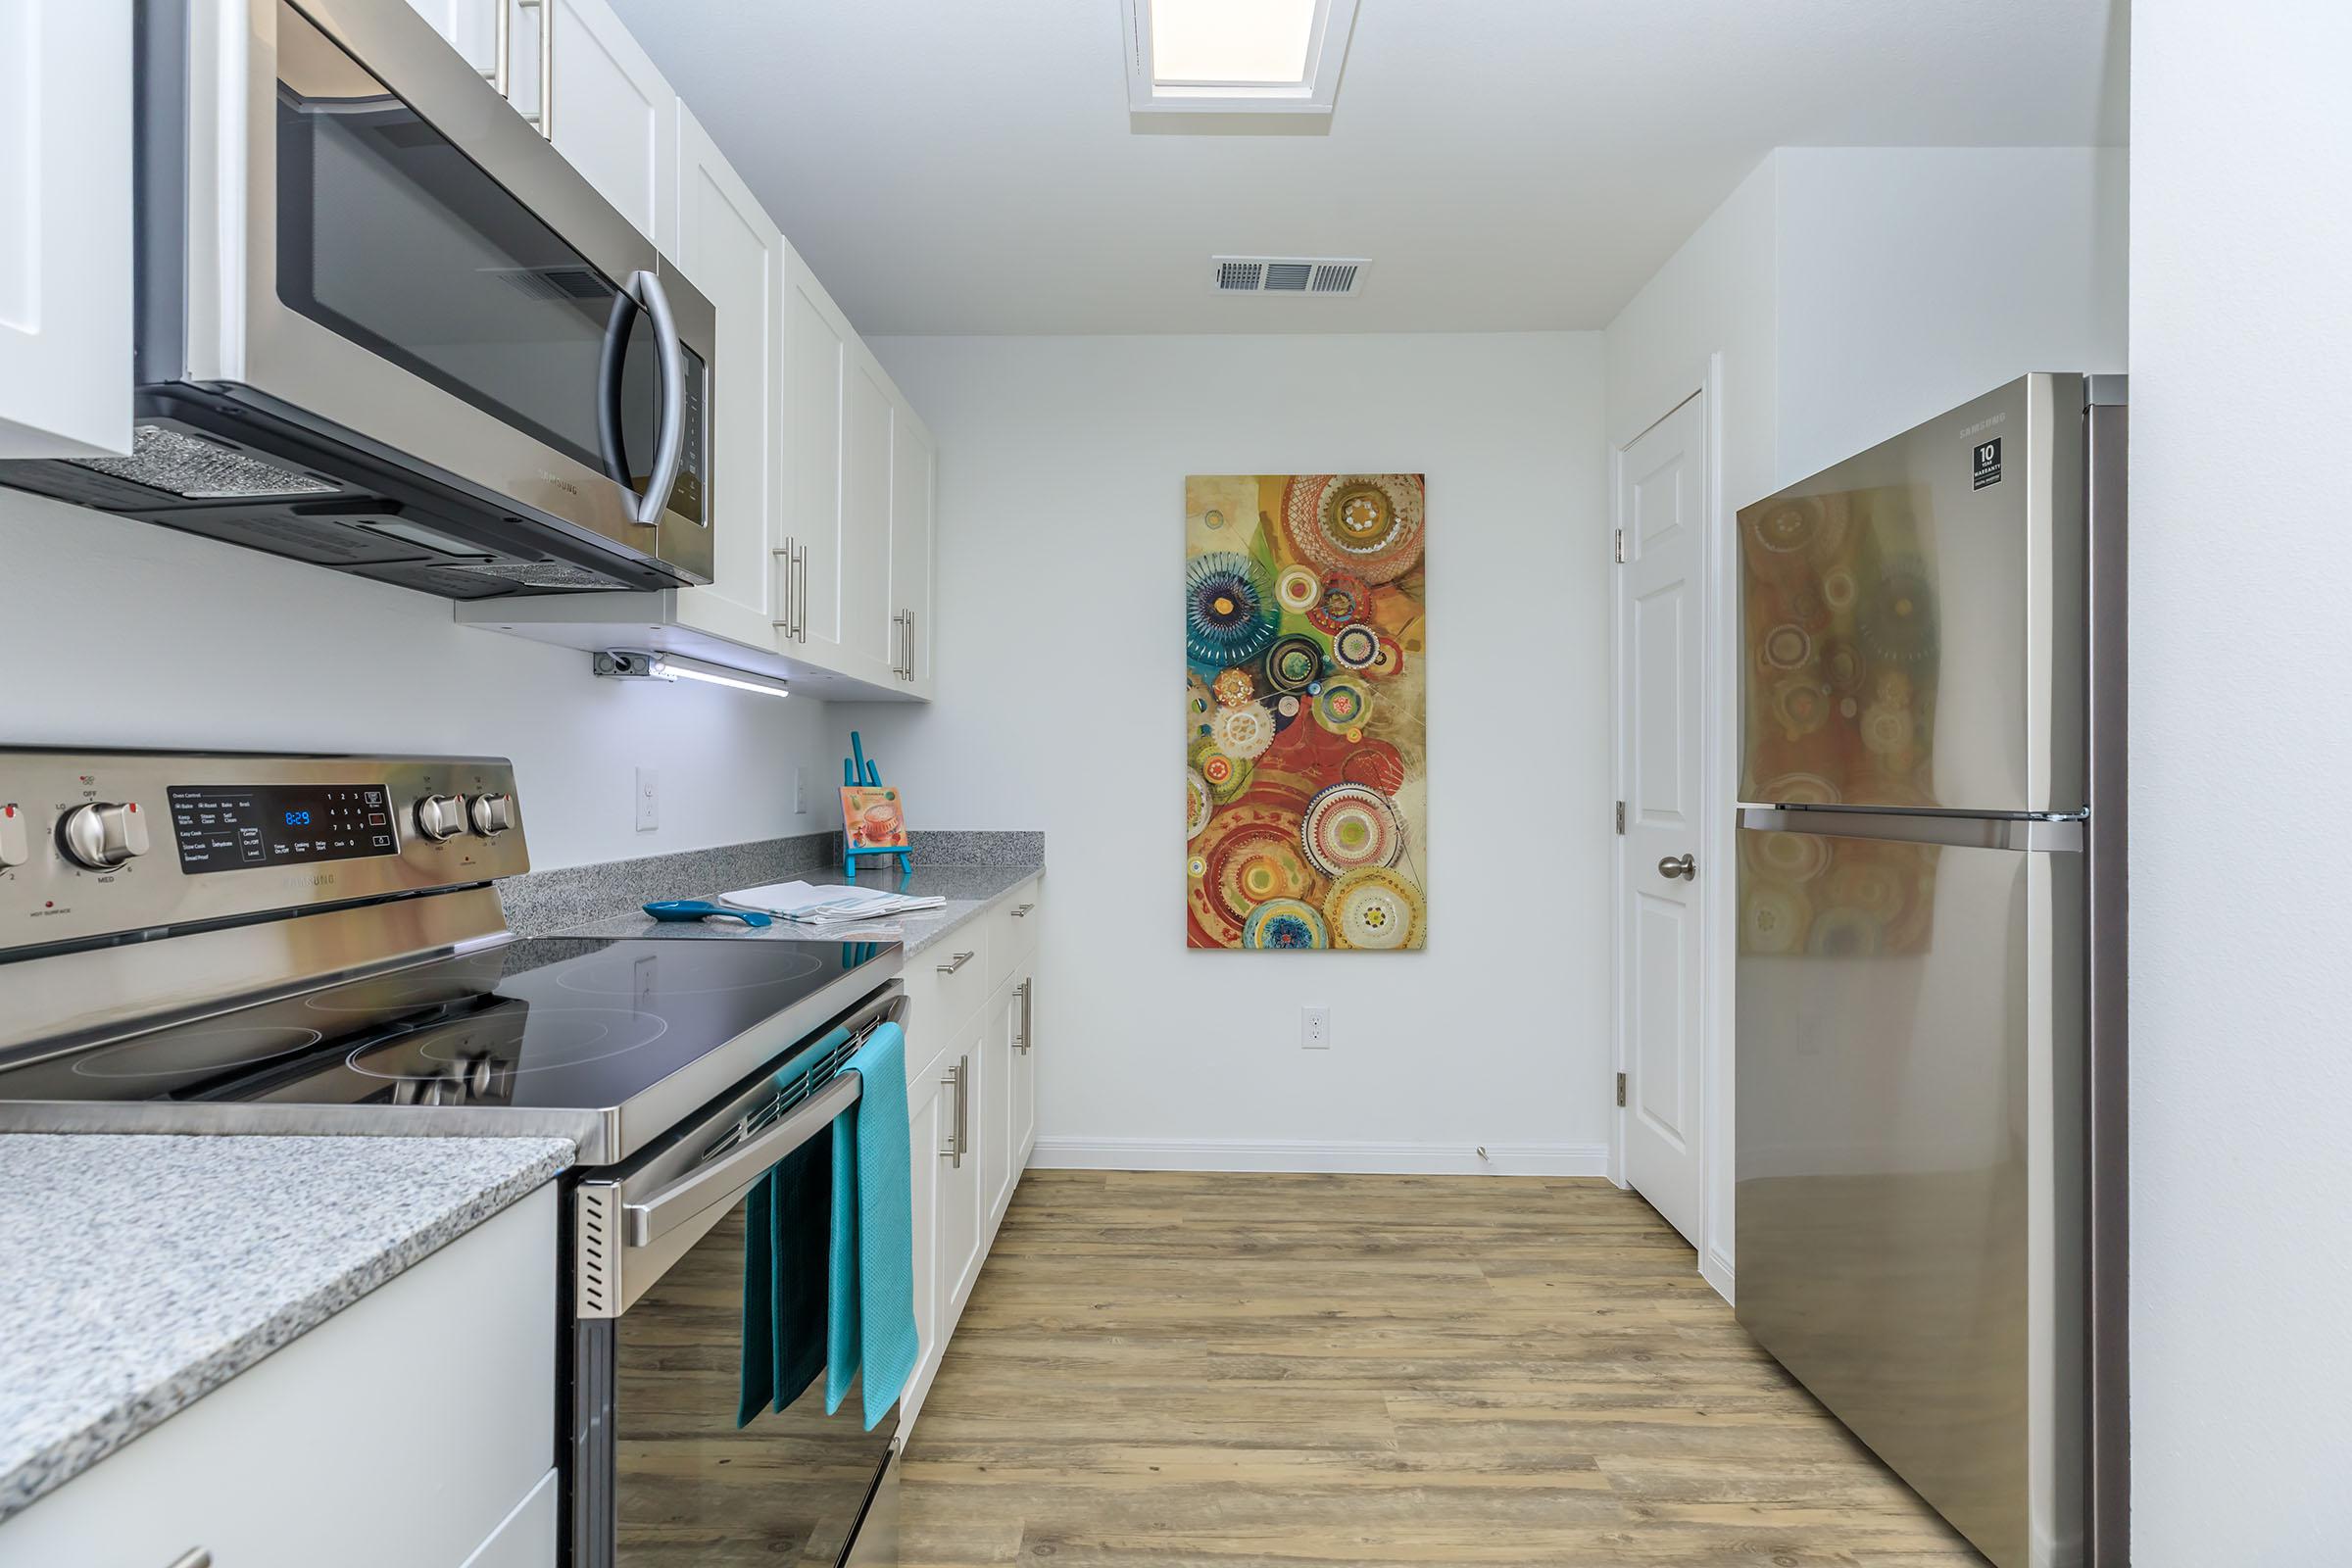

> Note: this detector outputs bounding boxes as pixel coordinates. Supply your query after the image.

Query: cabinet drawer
[986,879,1043,991]
[0,1187,556,1568]
[913,928,989,1043]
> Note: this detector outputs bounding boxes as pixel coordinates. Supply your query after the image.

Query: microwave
[0,0,716,598]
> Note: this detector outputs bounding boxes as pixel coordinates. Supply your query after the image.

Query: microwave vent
[65,424,339,500]
[490,265,612,304]
[1210,256,1371,297]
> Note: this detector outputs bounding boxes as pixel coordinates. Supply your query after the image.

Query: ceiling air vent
[1210,255,1371,298]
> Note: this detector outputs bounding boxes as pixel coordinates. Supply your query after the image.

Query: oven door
[168,0,714,581]
[567,985,906,1568]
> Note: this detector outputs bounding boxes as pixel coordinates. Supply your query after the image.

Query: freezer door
[1735,812,2084,1568]
[1737,373,2087,814]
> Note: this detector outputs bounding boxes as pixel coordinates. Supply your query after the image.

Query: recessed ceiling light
[1121,0,1359,117]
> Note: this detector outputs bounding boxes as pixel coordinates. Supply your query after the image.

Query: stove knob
[467,792,514,838]
[414,793,466,843]
[57,802,151,870]
[0,805,27,869]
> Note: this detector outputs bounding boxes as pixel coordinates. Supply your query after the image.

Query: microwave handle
[623,270,688,529]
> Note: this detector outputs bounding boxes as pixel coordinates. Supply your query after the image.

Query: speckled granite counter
[0,1135,572,1522]
[556,858,1044,957]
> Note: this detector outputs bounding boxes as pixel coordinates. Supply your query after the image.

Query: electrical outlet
[634,766,659,832]
[1300,1004,1331,1050]
[793,765,808,814]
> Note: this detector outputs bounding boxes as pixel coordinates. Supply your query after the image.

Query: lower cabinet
[0,1186,559,1568]
[899,878,1041,1433]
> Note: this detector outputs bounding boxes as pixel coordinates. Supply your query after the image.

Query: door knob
[1656,853,1695,881]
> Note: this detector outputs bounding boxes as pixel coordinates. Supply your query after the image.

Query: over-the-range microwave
[0,0,717,598]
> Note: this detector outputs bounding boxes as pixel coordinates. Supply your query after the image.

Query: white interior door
[1616,393,1706,1247]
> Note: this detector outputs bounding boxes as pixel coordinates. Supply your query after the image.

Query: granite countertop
[0,1134,573,1522]
[556,858,1045,957]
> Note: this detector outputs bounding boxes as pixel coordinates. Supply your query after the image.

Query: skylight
[1122,0,1359,117]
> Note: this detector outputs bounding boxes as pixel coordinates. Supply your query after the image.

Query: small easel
[842,730,913,880]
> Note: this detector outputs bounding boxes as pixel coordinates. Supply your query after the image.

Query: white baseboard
[1029,1136,1611,1178]
[1700,1244,1737,1306]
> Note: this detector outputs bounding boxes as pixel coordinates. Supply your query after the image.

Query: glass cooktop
[0,939,896,1138]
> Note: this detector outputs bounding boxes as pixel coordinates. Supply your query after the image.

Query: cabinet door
[0,1,129,459]
[888,411,937,695]
[781,247,848,663]
[838,359,899,677]
[402,0,497,74]
[546,0,674,249]
[980,988,1014,1223]
[669,105,780,646]
[1009,969,1038,1172]
[940,1040,986,1317]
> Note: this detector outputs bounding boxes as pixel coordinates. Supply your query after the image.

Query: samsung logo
[1960,413,2008,438]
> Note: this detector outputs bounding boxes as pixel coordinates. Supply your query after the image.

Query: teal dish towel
[823,1020,920,1430]
[736,1024,855,1428]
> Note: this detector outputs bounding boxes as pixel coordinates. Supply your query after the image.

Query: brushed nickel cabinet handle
[487,0,510,94]
[1010,903,1034,918]
[937,951,973,975]
[167,1551,212,1568]
[780,540,808,629]
[519,0,549,134]
[1656,854,1696,881]
[1013,978,1032,1054]
[940,1057,967,1166]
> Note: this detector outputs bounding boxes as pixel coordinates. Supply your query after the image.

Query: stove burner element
[71,1025,325,1080]
[343,1008,671,1081]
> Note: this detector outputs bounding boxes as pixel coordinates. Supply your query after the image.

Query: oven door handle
[622,1070,860,1248]
[623,268,688,529]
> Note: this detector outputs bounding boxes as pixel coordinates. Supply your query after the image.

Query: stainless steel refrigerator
[1734,373,2126,1568]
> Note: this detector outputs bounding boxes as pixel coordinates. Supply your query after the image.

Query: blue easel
[842,730,913,880]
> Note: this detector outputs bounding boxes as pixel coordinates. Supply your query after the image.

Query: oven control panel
[0,751,528,954]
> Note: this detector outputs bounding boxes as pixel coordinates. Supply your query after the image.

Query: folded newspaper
[719,880,946,926]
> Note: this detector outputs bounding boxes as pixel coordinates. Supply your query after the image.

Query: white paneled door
[1615,393,1706,1248]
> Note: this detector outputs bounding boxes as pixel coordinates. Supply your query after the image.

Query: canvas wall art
[1185,474,1427,950]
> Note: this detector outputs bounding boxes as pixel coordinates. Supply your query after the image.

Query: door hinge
[1614,801,1626,835]
[1613,527,1625,564]
[1615,1071,1628,1107]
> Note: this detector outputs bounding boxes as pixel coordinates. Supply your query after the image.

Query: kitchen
[0,2,2340,1566]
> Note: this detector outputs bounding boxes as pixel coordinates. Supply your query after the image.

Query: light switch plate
[635,766,659,832]
[794,764,808,814]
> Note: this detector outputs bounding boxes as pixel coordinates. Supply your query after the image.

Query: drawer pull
[168,1552,212,1568]
[937,950,974,974]
[1010,903,1035,917]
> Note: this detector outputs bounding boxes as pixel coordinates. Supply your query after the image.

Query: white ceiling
[613,0,2128,336]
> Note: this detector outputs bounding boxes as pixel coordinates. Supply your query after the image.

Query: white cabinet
[889,414,938,696]
[780,243,849,666]
[897,880,1042,1437]
[839,357,899,681]
[0,0,130,459]
[546,0,676,249]
[401,0,498,74]
[668,103,781,649]
[0,1187,558,1568]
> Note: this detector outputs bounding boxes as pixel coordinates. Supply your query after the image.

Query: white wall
[2130,4,2352,1559]
[1775,147,2130,482]
[836,332,1612,1170]
[1602,144,2130,1295]
[0,491,829,871]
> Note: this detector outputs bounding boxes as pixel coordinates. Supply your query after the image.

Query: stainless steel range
[0,748,908,1568]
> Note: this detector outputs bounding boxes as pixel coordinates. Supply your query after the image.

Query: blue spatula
[643,900,773,928]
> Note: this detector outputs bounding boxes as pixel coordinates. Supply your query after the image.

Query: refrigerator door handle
[1737,807,2083,855]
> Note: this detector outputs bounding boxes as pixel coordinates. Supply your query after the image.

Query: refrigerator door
[1735,808,2084,1568]
[1737,374,2086,814]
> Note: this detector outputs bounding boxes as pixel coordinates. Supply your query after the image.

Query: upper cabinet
[544,0,676,250]
[0,3,131,459]
[403,0,674,248]
[668,104,781,648]
[890,414,937,696]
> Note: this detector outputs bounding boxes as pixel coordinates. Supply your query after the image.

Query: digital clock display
[168,783,397,875]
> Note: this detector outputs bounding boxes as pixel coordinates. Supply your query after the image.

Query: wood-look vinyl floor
[893,1170,1984,1568]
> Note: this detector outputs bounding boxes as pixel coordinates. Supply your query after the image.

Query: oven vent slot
[488,264,612,303]
[575,1185,614,1318]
